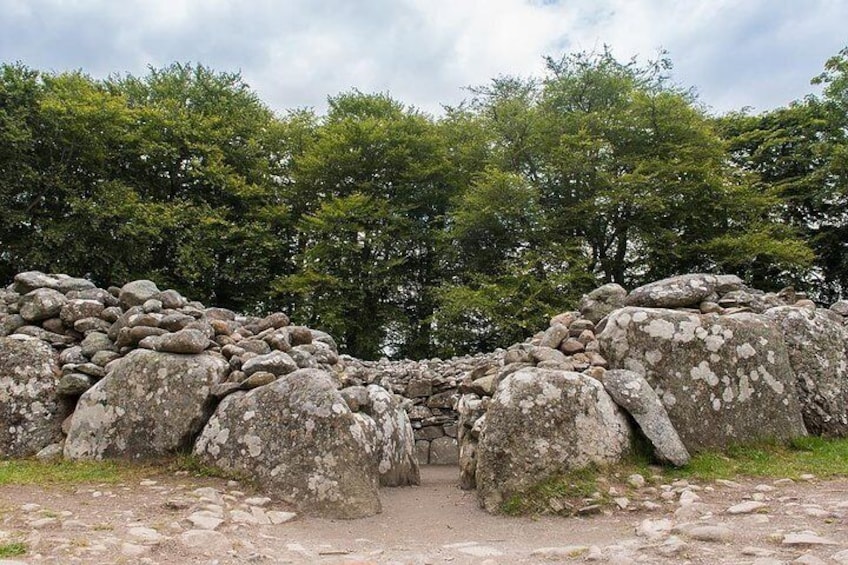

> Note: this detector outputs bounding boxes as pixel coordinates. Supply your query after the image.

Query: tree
[276,92,453,359]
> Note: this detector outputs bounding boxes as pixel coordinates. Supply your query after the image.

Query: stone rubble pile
[0,271,418,519]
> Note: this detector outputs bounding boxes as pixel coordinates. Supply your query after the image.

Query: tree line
[1,47,846,359]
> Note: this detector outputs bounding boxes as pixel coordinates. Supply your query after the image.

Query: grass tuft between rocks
[501,436,848,516]
[0,541,27,557]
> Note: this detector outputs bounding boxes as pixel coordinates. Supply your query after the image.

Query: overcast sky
[1,0,846,117]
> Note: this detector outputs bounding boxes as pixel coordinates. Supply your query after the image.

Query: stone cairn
[2,270,848,518]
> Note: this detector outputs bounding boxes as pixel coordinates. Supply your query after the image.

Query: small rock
[727,501,768,514]
[782,531,839,546]
[685,525,733,542]
[187,511,223,530]
[128,526,166,545]
[267,511,297,525]
[627,474,646,489]
[530,546,589,559]
[179,529,233,554]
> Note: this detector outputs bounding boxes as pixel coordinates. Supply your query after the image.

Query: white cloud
[0,0,845,116]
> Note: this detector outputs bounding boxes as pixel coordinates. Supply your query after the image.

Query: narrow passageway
[276,465,632,563]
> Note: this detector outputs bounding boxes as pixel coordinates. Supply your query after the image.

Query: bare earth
[1,465,847,564]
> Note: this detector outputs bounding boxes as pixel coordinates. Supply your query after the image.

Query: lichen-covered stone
[598,307,807,452]
[194,369,381,519]
[64,349,228,460]
[579,283,627,323]
[118,279,161,309]
[363,384,420,486]
[475,368,632,513]
[625,274,718,309]
[0,336,69,456]
[603,369,690,466]
[764,306,848,436]
[19,288,67,322]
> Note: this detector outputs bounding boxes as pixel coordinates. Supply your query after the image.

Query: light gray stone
[602,369,690,466]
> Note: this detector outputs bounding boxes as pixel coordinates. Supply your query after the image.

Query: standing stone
[194,369,381,519]
[603,369,690,466]
[364,385,420,486]
[598,307,807,452]
[475,368,632,513]
[0,336,69,456]
[764,306,848,436]
[64,350,228,460]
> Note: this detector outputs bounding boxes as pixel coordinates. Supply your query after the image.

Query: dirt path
[1,465,848,564]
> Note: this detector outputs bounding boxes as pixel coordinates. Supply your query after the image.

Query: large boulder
[598,307,807,452]
[764,306,848,436]
[194,369,381,519]
[0,336,69,456]
[625,274,719,309]
[475,368,632,513]
[64,350,228,460]
[364,385,420,486]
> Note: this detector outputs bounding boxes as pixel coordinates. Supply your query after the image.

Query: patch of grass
[665,436,848,481]
[500,436,848,516]
[168,454,254,485]
[0,541,27,558]
[0,459,131,486]
[502,465,608,516]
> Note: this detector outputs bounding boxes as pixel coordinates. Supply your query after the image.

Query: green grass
[502,436,848,516]
[0,541,27,558]
[666,436,848,481]
[0,454,245,487]
[0,459,130,486]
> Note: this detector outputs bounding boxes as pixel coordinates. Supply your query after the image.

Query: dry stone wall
[3,269,848,518]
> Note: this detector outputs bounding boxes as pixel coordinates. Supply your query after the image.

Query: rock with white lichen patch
[64,349,228,460]
[363,384,420,486]
[193,368,382,519]
[764,305,848,437]
[598,307,807,452]
[475,368,632,513]
[602,369,690,466]
[0,336,71,457]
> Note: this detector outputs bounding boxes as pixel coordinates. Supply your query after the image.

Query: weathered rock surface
[764,306,848,436]
[598,307,807,452]
[19,288,67,322]
[579,283,627,323]
[603,369,690,466]
[0,336,69,457]
[64,350,228,459]
[625,274,719,309]
[194,369,381,519]
[475,368,632,513]
[363,384,420,486]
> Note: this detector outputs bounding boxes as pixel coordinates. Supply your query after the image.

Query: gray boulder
[64,349,228,460]
[579,283,627,323]
[364,385,420,486]
[764,306,848,436]
[0,336,69,456]
[602,369,690,466]
[475,368,632,513]
[19,288,67,322]
[241,351,298,377]
[60,299,105,326]
[13,271,61,293]
[119,280,161,309]
[152,329,209,354]
[194,369,381,519]
[625,274,718,309]
[598,307,807,452]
